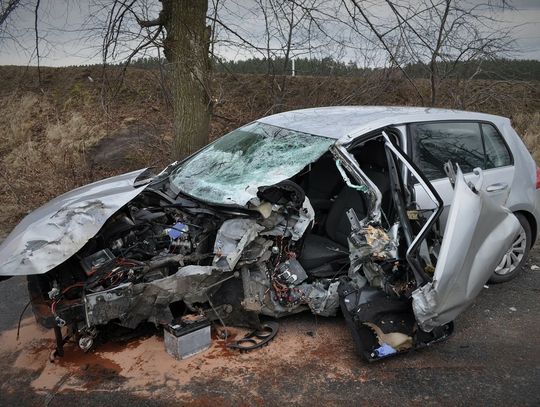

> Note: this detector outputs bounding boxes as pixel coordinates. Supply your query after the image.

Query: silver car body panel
[0,169,149,276]
[412,168,521,331]
[257,106,508,141]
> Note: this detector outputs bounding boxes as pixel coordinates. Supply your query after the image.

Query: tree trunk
[429,59,437,106]
[161,0,211,160]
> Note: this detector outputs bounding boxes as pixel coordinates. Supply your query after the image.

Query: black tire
[489,213,532,284]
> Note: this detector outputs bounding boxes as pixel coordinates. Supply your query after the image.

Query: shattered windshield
[169,122,334,206]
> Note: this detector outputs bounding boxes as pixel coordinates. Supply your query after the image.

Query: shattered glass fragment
[169,122,334,206]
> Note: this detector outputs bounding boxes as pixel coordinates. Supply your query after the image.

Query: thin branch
[137,17,162,28]
[347,0,425,104]
[0,0,21,27]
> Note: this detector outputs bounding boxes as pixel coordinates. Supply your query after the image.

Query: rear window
[482,123,512,169]
[411,121,512,180]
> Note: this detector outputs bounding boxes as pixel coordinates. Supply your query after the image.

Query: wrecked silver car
[1,106,535,362]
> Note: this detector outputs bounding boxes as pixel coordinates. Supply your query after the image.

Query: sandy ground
[0,248,539,406]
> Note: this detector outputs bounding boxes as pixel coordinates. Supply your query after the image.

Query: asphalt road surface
[0,248,539,406]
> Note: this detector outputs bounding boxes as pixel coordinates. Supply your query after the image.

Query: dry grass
[512,112,540,163]
[0,94,105,228]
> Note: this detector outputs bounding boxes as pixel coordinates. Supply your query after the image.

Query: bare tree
[346,0,513,106]
[1,0,214,159]
[0,0,518,159]
[130,1,213,158]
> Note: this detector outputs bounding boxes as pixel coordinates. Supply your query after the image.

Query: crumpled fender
[0,169,149,276]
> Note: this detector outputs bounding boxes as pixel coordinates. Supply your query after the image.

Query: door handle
[486,182,508,192]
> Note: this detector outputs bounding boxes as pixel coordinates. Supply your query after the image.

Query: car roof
[256,106,510,141]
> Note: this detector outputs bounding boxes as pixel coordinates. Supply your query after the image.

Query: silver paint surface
[0,169,148,276]
[257,106,509,140]
[412,168,521,331]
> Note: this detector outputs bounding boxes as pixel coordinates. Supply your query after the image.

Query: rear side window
[411,121,513,180]
[482,123,512,169]
[411,122,485,180]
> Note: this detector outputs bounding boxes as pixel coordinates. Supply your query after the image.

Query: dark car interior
[294,136,394,277]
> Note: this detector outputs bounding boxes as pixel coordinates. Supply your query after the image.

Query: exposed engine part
[257,180,305,208]
[258,197,315,241]
[83,265,233,329]
[227,321,279,352]
[78,336,94,352]
[213,219,264,271]
[77,326,98,352]
[299,280,340,317]
[81,249,116,276]
[276,259,307,286]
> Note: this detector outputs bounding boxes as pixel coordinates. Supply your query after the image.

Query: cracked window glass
[169,122,334,206]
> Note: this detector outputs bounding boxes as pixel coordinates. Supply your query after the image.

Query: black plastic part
[227,321,279,352]
[415,321,454,348]
[257,180,305,208]
[306,261,348,278]
[338,281,453,362]
[210,278,260,328]
[299,234,349,272]
[339,282,414,362]
[166,317,211,337]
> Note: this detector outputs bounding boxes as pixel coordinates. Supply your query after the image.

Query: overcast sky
[0,0,538,67]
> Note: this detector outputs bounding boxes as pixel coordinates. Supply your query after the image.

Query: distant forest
[94,56,540,81]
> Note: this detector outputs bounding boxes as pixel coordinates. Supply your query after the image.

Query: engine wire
[16,299,32,341]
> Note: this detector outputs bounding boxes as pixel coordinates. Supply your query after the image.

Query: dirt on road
[0,248,539,406]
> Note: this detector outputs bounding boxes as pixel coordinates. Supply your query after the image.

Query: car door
[336,131,520,333]
[381,134,520,332]
[410,121,515,227]
[412,166,521,332]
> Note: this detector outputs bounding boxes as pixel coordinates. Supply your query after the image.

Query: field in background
[0,65,538,234]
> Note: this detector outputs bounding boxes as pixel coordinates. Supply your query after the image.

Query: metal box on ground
[163,316,211,360]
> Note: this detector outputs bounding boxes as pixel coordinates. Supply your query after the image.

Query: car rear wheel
[489,213,531,284]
